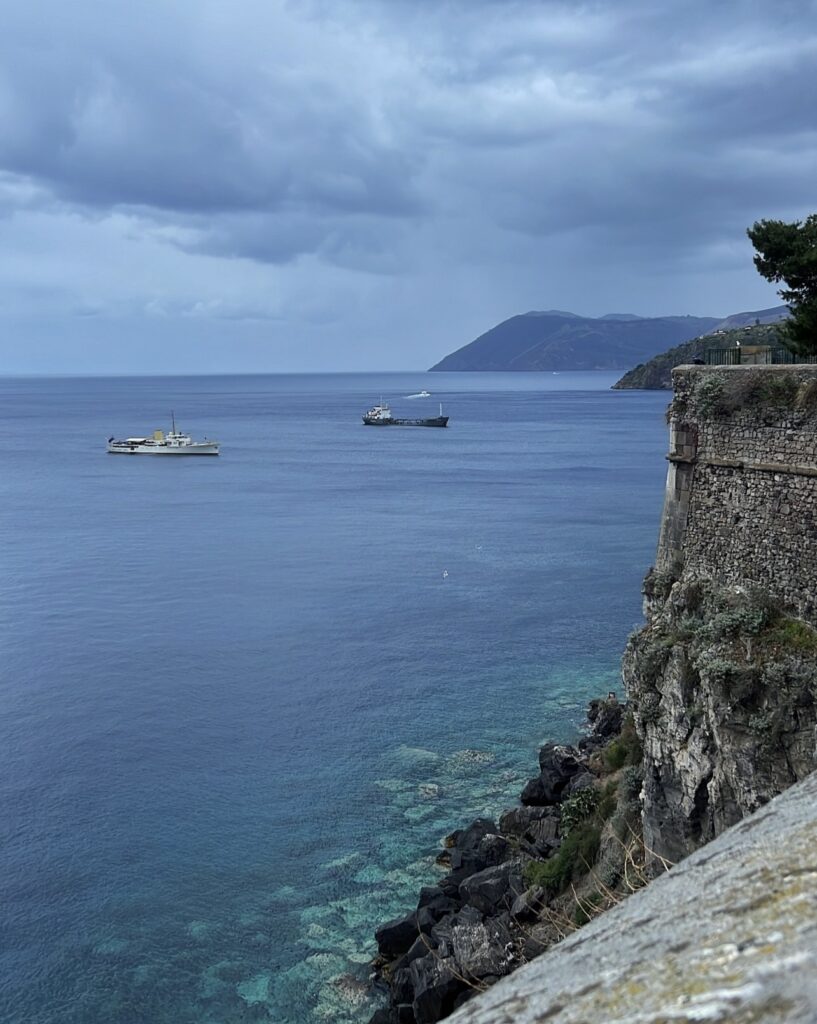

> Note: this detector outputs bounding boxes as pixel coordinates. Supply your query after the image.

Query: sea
[0,372,668,1023]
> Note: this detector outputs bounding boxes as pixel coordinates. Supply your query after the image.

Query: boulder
[446,819,511,879]
[521,745,582,806]
[511,886,546,923]
[587,696,624,741]
[499,806,560,855]
[453,819,496,850]
[436,877,462,899]
[417,887,461,920]
[519,775,549,806]
[429,906,478,959]
[417,886,444,907]
[390,967,416,1007]
[376,912,419,958]
[565,771,596,796]
[409,954,465,1024]
[520,923,551,961]
[392,935,436,977]
[451,913,515,980]
[458,863,521,916]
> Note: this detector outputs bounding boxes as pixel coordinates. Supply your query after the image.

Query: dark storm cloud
[2,0,815,267]
[0,2,424,229]
[1,0,816,371]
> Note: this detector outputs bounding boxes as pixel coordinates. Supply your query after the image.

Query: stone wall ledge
[666,453,817,478]
[447,770,817,1024]
[674,363,817,374]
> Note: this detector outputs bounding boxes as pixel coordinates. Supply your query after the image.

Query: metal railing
[706,347,741,365]
[705,346,817,366]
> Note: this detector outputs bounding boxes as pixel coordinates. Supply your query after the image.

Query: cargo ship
[362,401,448,428]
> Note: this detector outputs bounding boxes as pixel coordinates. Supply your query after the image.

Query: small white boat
[405,390,432,399]
[107,414,219,455]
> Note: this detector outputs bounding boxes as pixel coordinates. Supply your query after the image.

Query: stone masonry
[657,364,817,621]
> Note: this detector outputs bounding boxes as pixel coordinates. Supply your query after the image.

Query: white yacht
[107,415,219,455]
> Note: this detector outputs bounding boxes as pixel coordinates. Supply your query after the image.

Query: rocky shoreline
[368,695,643,1024]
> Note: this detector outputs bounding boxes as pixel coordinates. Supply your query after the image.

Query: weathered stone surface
[428,906,480,960]
[451,913,515,980]
[658,365,817,617]
[447,771,817,1024]
[409,954,464,1024]
[564,771,595,796]
[586,697,624,740]
[510,886,545,923]
[389,966,416,1007]
[391,935,435,977]
[624,579,817,864]
[445,819,510,878]
[498,805,560,854]
[416,887,460,920]
[458,862,521,916]
[625,366,817,866]
[520,744,581,805]
[376,912,420,958]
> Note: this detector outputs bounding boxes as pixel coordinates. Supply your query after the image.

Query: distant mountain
[429,311,722,372]
[711,305,789,330]
[612,309,790,390]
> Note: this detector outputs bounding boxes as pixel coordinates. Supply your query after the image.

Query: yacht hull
[107,443,220,455]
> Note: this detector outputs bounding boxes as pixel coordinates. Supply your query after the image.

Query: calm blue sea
[0,372,667,1023]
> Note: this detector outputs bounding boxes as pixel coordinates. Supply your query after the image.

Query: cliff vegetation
[612,322,785,390]
[625,574,817,867]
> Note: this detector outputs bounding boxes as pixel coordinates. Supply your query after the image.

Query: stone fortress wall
[657,364,817,620]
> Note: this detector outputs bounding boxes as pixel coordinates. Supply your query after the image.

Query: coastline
[368,694,640,1024]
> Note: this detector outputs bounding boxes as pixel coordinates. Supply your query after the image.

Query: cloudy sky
[1,0,815,373]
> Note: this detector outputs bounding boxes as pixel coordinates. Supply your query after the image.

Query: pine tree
[748,215,817,356]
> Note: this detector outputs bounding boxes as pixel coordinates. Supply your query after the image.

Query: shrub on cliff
[524,821,602,895]
[770,617,817,653]
[692,369,802,418]
[602,715,642,772]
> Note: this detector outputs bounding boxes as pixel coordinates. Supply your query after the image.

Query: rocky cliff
[369,364,817,1024]
[624,364,817,866]
[446,768,817,1024]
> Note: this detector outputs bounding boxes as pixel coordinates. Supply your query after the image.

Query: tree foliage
[748,215,817,356]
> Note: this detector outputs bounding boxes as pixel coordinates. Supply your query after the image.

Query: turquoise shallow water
[0,372,667,1022]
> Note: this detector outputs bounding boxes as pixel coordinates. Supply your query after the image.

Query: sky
[1,0,815,374]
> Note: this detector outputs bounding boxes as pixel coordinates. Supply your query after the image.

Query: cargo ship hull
[363,415,448,427]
